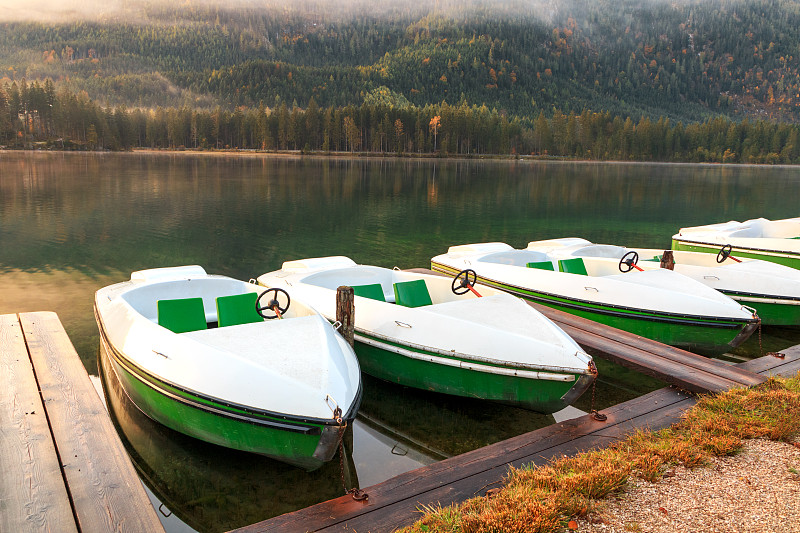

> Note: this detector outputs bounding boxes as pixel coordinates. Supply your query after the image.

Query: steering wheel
[618,250,640,273]
[717,244,733,263]
[451,269,478,295]
[256,287,291,319]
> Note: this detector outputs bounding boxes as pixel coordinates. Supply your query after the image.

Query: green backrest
[558,258,588,276]
[157,297,207,333]
[216,292,263,327]
[393,279,433,308]
[526,261,555,271]
[352,283,386,302]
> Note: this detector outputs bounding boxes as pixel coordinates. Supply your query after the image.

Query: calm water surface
[2,152,799,531]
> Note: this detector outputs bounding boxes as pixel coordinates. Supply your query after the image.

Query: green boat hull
[98,327,354,471]
[351,333,593,414]
[432,262,758,357]
[672,239,800,270]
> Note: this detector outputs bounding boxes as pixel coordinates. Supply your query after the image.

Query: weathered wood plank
[559,323,740,393]
[738,345,800,377]
[545,311,763,387]
[234,346,800,533]
[0,313,78,533]
[232,387,695,533]
[19,312,164,533]
[317,398,697,532]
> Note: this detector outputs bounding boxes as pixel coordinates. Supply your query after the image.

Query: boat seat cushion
[393,279,433,308]
[216,292,263,327]
[558,258,588,275]
[157,297,207,333]
[352,283,386,302]
[527,261,554,270]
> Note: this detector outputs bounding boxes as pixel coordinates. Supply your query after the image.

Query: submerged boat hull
[431,260,758,356]
[352,331,593,413]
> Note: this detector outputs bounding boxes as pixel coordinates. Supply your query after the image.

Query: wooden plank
[234,346,800,533]
[0,314,78,533]
[738,345,800,377]
[312,348,800,533]
[18,312,164,533]
[317,398,697,532]
[542,307,764,387]
[559,323,741,393]
[233,387,695,533]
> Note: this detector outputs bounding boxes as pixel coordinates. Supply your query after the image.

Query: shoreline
[3,147,800,169]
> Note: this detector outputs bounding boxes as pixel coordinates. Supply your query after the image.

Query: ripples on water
[2,152,799,531]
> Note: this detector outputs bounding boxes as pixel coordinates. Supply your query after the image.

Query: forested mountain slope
[1,0,799,124]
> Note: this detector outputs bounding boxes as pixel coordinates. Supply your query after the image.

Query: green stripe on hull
[102,338,336,470]
[352,339,582,414]
[431,262,753,356]
[672,239,800,270]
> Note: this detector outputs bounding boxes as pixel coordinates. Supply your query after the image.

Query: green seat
[527,261,555,270]
[352,284,386,302]
[216,292,263,327]
[558,258,588,276]
[393,279,433,308]
[157,297,207,333]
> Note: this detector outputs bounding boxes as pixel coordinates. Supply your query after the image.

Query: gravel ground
[576,439,800,533]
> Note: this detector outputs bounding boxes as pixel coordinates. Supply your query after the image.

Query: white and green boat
[257,256,595,414]
[94,265,362,471]
[673,217,800,269]
[530,237,800,327]
[431,243,760,356]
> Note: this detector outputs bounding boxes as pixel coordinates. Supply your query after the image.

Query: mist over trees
[1,0,800,161]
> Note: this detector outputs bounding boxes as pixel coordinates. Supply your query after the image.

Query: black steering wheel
[451,269,478,295]
[256,287,291,319]
[717,244,733,263]
[619,250,640,273]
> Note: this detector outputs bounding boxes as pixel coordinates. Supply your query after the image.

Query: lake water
[2,151,799,531]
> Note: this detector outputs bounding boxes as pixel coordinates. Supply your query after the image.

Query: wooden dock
[406,268,766,394]
[0,312,164,533]
[235,347,800,533]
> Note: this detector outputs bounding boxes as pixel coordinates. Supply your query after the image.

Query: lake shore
[5,147,800,169]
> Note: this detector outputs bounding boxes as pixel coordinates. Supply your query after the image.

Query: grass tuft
[399,374,800,533]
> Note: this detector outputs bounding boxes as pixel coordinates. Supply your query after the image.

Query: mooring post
[660,250,675,270]
[336,286,355,347]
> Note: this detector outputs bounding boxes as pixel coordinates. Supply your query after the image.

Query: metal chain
[335,408,368,502]
[588,360,607,422]
[758,320,763,357]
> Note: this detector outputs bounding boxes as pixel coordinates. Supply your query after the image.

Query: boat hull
[97,310,355,471]
[672,239,800,270]
[432,261,758,356]
[352,332,593,414]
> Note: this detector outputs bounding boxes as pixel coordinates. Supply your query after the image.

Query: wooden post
[336,286,355,347]
[660,250,675,270]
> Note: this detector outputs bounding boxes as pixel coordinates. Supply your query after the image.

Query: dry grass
[400,375,800,533]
